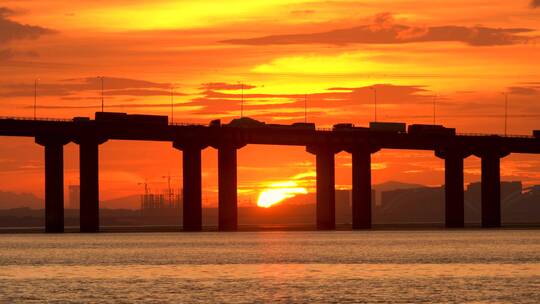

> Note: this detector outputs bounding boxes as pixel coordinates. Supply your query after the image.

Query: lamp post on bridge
[370,86,377,122]
[502,92,509,136]
[304,94,307,123]
[240,82,244,118]
[433,93,437,125]
[98,76,105,112]
[171,85,175,124]
[33,78,38,120]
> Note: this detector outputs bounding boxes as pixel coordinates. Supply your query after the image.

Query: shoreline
[1,223,540,234]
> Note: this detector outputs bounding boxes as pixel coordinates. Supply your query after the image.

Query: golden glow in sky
[257,181,308,208]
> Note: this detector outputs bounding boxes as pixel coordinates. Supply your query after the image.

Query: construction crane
[161,174,182,203]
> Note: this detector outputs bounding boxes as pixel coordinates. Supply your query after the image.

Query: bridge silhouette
[0,113,539,233]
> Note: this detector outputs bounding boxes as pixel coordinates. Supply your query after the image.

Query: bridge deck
[0,118,538,154]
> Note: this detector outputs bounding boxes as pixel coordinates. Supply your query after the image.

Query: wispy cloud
[200,82,256,91]
[0,7,55,44]
[223,12,536,47]
[0,77,175,98]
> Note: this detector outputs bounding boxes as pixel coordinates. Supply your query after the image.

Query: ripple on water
[0,230,539,303]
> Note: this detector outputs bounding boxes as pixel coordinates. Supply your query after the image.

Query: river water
[1,230,539,303]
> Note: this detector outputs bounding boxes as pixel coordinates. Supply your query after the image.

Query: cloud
[508,86,540,95]
[0,7,55,44]
[0,48,39,61]
[531,0,540,8]
[0,48,13,61]
[22,82,431,122]
[0,7,14,17]
[223,12,536,47]
[188,83,431,121]
[200,82,256,91]
[290,10,315,15]
[0,77,175,98]
[24,102,200,110]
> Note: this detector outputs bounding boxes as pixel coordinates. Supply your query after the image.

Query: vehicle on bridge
[265,123,292,129]
[95,112,168,125]
[369,122,406,133]
[125,114,168,125]
[227,117,266,128]
[407,124,456,136]
[333,123,354,129]
[209,119,221,127]
[95,112,127,121]
[263,122,317,130]
[73,117,90,122]
[332,123,369,132]
[534,130,540,138]
[290,122,316,130]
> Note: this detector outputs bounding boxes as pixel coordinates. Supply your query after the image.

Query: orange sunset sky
[0,0,539,207]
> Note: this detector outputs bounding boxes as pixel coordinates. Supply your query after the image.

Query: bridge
[0,113,539,232]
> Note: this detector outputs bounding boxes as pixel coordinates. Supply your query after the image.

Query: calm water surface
[1,230,540,303]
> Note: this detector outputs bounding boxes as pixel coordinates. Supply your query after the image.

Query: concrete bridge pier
[349,146,379,229]
[307,145,336,230]
[478,151,509,228]
[173,142,205,231]
[77,137,107,233]
[435,149,470,228]
[35,136,70,233]
[218,144,242,231]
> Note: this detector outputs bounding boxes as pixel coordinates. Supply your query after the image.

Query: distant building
[68,185,80,209]
[377,186,445,224]
[335,189,376,224]
[374,181,540,225]
[465,181,522,204]
[529,185,540,194]
[140,189,182,224]
[464,181,522,223]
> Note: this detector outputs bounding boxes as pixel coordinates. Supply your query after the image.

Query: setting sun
[257,181,308,208]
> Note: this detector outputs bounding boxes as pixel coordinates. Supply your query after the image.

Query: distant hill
[101,195,140,210]
[0,191,43,209]
[0,191,141,210]
[373,181,425,192]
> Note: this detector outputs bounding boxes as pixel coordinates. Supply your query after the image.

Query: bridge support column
[36,137,69,233]
[480,154,502,228]
[436,149,469,228]
[308,146,336,230]
[350,147,378,229]
[218,145,239,231]
[445,155,465,228]
[183,148,203,231]
[78,139,105,233]
[474,148,509,228]
[173,142,204,232]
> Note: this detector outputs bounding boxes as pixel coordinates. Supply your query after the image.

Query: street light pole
[433,94,437,125]
[304,94,307,123]
[171,86,174,124]
[370,86,377,122]
[503,92,508,136]
[99,76,104,112]
[241,83,244,118]
[34,79,38,120]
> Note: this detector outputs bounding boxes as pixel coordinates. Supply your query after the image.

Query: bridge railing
[457,133,534,139]
[169,122,205,127]
[0,116,72,122]
[0,116,537,139]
